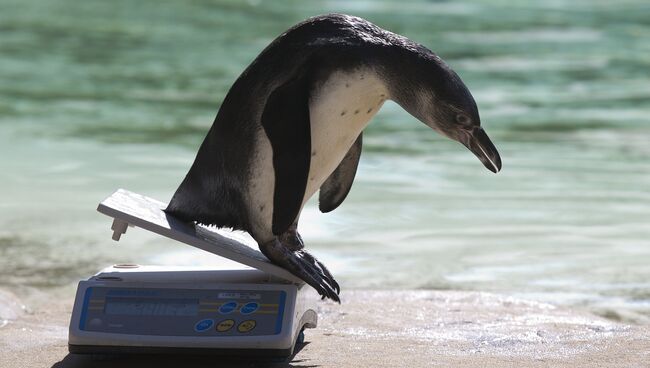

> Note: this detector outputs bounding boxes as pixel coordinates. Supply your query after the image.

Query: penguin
[166,14,502,302]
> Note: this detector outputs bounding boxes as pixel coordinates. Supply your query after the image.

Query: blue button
[194,319,213,332]
[219,301,238,314]
[240,302,259,315]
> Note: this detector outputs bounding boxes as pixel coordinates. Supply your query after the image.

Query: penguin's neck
[374,44,452,125]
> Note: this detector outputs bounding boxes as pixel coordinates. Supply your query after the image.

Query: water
[1,0,649,323]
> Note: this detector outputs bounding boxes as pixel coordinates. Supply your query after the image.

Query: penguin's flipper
[319,133,363,213]
[261,74,312,235]
[260,73,341,302]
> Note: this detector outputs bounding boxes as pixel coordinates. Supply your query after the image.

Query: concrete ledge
[1,290,648,367]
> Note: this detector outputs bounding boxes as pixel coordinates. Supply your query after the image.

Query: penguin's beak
[461,127,502,173]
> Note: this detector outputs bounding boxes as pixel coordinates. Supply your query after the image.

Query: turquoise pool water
[1,0,649,323]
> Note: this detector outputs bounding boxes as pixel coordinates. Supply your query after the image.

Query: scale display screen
[80,287,286,336]
[104,297,199,316]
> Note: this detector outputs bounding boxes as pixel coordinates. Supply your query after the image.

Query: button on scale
[218,301,238,314]
[239,302,259,315]
[237,320,256,333]
[216,319,235,332]
[194,319,214,332]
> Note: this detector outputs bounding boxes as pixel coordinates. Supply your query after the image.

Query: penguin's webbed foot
[260,238,340,303]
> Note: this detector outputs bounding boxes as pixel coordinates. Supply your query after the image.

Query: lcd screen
[104,297,199,316]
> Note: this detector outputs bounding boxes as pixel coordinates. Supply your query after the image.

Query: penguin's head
[388,51,502,173]
[426,73,502,174]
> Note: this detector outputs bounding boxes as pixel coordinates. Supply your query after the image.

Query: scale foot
[297,329,305,345]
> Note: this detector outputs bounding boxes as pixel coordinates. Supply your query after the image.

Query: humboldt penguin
[166,14,502,302]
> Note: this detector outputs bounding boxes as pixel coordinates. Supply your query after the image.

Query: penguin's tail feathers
[164,176,249,232]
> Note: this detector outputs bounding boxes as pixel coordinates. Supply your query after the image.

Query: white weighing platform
[68,189,318,358]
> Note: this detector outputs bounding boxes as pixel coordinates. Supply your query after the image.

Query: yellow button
[216,319,235,332]
[237,320,256,333]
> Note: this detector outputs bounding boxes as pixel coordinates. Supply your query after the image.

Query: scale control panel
[78,286,286,337]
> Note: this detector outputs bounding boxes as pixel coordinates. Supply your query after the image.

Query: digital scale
[68,189,319,358]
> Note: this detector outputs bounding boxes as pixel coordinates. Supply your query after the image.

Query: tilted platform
[96,189,302,284]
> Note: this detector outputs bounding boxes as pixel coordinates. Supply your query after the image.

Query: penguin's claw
[301,251,340,294]
[260,239,341,303]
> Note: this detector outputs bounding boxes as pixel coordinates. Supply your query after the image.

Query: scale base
[68,266,318,360]
[68,343,296,358]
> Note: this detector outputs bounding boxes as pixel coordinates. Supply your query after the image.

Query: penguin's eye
[456,114,471,125]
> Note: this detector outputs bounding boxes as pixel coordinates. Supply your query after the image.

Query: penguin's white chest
[245,69,389,242]
[304,69,389,201]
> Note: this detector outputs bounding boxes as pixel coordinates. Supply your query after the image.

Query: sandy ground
[1,289,648,368]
